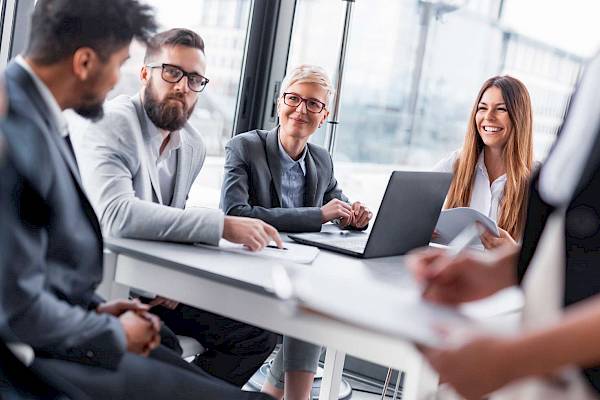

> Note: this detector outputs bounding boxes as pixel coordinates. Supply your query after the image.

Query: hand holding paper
[480,226,519,251]
[434,207,500,247]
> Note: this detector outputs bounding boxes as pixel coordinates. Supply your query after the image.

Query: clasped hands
[321,199,372,229]
[97,298,161,356]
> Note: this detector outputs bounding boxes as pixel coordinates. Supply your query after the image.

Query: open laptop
[288,171,452,258]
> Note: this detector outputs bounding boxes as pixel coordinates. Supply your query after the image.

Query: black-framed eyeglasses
[282,92,327,113]
[146,63,209,93]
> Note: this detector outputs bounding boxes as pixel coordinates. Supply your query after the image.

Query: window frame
[0,0,34,67]
[233,0,296,135]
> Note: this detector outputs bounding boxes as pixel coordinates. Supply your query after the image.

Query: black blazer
[0,62,125,369]
[221,127,349,232]
[517,120,600,395]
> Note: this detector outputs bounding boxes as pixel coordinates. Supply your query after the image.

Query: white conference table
[104,235,523,400]
[104,235,440,400]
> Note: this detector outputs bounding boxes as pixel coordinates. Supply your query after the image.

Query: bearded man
[70,28,279,388]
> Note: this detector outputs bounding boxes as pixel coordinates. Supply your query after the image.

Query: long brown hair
[444,76,533,239]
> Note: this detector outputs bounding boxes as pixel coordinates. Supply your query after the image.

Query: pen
[266,244,288,250]
[422,223,483,295]
[446,223,483,257]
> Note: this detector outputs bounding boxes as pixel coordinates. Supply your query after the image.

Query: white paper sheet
[195,239,319,264]
[291,270,473,347]
[434,207,500,245]
[460,286,524,319]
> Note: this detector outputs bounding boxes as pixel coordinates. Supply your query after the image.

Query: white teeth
[483,126,501,132]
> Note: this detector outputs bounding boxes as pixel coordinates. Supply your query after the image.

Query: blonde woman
[221,65,372,400]
[434,75,534,248]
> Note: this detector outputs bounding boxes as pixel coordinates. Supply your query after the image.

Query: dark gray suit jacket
[221,128,349,232]
[0,62,126,369]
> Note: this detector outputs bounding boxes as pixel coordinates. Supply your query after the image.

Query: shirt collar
[476,151,487,175]
[15,55,68,137]
[278,132,307,175]
[476,151,507,183]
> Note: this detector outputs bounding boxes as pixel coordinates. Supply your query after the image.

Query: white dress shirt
[433,149,506,222]
[143,110,181,205]
[278,133,307,209]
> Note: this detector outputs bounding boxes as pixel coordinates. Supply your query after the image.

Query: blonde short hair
[279,64,335,105]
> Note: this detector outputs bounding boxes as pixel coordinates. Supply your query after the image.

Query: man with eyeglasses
[69,28,280,387]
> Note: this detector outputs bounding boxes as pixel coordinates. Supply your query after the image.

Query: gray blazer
[0,62,125,369]
[70,94,224,245]
[221,128,348,232]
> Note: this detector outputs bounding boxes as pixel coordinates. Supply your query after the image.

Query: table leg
[99,250,129,300]
[318,348,346,400]
[400,353,438,400]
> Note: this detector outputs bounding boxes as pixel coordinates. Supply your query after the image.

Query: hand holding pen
[407,224,509,305]
[421,223,482,296]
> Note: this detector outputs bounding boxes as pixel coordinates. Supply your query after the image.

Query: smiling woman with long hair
[434,75,535,248]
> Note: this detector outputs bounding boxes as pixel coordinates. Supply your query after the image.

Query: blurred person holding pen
[409,53,600,400]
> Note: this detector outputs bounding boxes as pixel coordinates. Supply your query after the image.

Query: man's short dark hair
[25,0,158,64]
[144,29,205,63]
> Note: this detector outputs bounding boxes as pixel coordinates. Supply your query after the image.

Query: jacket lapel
[48,129,84,186]
[304,149,318,206]
[171,140,194,207]
[570,125,600,201]
[7,64,83,187]
[265,127,283,206]
[131,95,164,204]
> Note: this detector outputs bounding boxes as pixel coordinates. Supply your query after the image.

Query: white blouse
[433,149,506,223]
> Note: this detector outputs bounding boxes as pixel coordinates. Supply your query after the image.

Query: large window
[4,0,599,213]
[286,0,600,211]
[109,0,251,208]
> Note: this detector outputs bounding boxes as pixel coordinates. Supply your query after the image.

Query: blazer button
[566,205,600,239]
[86,350,95,358]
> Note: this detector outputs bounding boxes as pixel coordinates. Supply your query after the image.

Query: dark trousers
[152,304,278,387]
[31,345,273,400]
[1,338,89,400]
